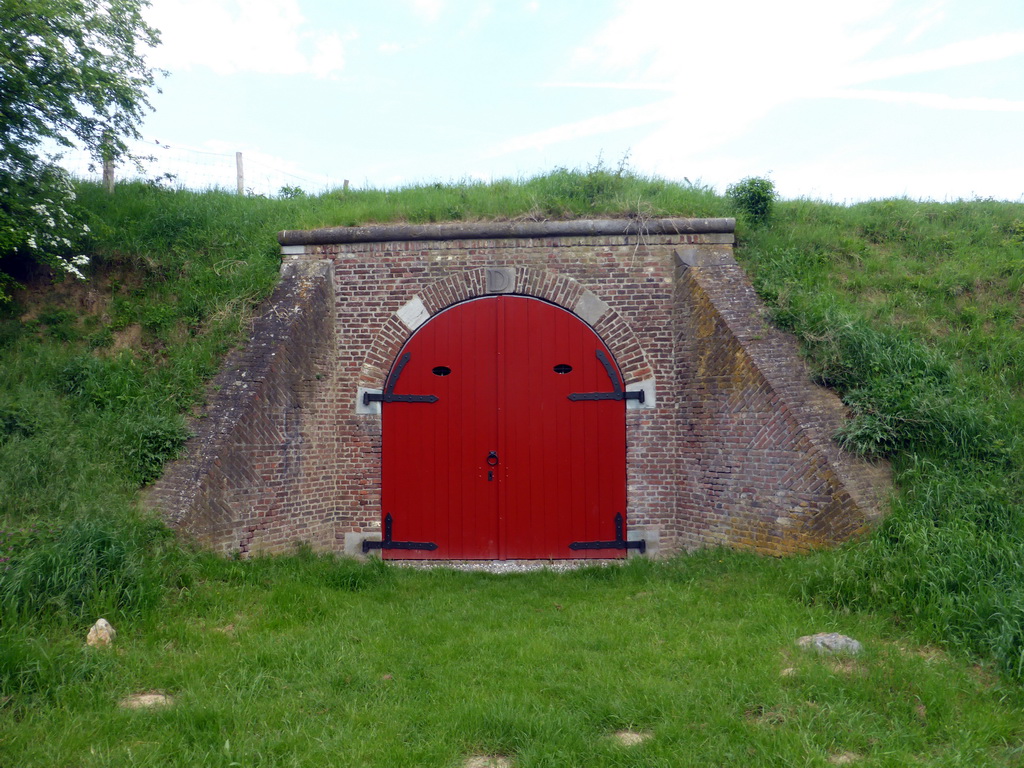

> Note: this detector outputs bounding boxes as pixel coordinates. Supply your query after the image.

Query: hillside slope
[1,171,1022,677]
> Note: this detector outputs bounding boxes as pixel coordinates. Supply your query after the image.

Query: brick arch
[358,267,654,392]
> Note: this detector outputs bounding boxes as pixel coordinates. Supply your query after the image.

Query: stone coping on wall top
[277,217,736,247]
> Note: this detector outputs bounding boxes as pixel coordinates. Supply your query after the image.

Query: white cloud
[491,0,1024,169]
[463,3,494,33]
[569,0,896,88]
[379,42,403,55]
[542,81,673,92]
[410,0,444,23]
[778,160,1024,203]
[826,89,1024,112]
[487,101,671,156]
[145,0,350,77]
[840,30,1024,85]
[498,0,902,163]
[902,0,947,44]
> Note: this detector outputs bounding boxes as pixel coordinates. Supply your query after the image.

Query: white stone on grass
[119,691,173,709]
[86,618,116,648]
[828,751,862,765]
[797,632,863,655]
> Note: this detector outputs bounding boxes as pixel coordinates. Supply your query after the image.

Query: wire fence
[58,139,344,197]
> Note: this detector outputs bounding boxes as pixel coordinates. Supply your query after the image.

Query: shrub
[727,176,776,224]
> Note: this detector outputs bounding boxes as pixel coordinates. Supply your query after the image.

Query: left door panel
[381,299,499,559]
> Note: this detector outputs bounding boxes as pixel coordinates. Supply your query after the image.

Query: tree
[0,0,160,299]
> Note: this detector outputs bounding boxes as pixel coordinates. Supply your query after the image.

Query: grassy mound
[0,169,1022,683]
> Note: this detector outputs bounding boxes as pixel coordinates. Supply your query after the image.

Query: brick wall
[673,248,889,554]
[147,260,337,555]
[149,219,890,557]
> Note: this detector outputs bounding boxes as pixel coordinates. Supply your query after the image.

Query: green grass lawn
[3,551,1022,767]
[2,173,1024,764]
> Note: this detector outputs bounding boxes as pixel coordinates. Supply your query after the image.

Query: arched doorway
[369,295,642,560]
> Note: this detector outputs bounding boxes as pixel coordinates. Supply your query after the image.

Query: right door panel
[498,297,626,559]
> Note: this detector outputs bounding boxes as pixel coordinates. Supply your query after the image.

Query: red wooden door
[380,296,627,560]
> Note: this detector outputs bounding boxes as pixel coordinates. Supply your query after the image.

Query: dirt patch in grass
[111,323,142,351]
[745,706,788,727]
[463,755,512,768]
[612,729,653,746]
[828,658,866,676]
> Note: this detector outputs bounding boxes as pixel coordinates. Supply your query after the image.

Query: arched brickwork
[358,266,653,392]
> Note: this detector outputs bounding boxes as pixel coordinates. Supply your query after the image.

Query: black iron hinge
[363,352,439,405]
[362,514,439,553]
[568,349,645,403]
[569,513,646,553]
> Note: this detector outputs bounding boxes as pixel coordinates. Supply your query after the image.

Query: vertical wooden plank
[498,296,522,558]
[496,296,509,558]
[469,297,500,557]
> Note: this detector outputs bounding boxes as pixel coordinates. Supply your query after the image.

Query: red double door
[379,296,628,560]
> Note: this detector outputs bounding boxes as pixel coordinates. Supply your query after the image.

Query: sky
[68,0,1024,202]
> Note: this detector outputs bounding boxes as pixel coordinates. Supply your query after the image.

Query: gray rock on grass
[797,632,863,655]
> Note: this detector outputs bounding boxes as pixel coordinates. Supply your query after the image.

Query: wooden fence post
[100,131,116,194]
[102,158,115,194]
[236,152,244,195]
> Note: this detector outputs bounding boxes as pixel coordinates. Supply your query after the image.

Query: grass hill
[1,167,1023,748]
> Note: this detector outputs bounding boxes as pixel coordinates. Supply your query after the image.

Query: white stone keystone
[396,296,430,331]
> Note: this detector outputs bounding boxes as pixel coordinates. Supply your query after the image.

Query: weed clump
[727,176,776,224]
[0,515,190,623]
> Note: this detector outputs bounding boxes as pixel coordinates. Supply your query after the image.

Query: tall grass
[739,198,1024,679]
[0,514,187,622]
